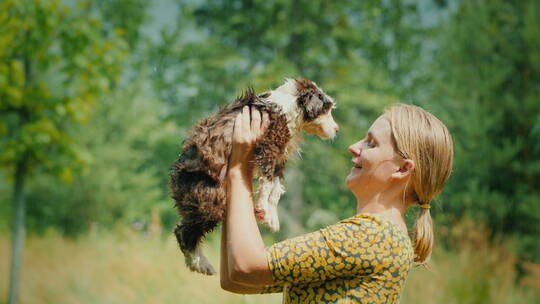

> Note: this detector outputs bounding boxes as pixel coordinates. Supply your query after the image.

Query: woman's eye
[364,140,375,148]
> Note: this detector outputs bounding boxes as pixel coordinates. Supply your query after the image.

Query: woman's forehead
[368,115,392,139]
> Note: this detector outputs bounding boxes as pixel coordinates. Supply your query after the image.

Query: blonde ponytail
[385,104,453,267]
[413,208,434,266]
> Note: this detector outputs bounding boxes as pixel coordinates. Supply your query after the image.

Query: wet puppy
[169,78,339,275]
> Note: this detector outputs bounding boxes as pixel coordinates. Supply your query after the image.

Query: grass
[401,218,539,304]
[0,228,280,304]
[0,220,538,304]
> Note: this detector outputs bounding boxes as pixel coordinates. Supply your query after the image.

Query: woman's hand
[229,106,270,176]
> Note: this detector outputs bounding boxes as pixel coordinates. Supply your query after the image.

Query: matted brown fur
[169,89,290,256]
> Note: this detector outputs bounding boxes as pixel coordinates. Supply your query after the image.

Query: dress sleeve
[263,217,384,286]
[259,283,284,294]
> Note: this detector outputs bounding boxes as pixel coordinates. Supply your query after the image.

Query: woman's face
[346,114,403,198]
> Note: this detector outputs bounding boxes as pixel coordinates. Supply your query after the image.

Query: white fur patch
[264,84,304,159]
[275,78,298,95]
[265,90,301,130]
[256,177,273,211]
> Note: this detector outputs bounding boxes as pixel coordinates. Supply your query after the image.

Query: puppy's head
[293,78,339,139]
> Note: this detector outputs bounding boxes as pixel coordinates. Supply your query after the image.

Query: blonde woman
[220,103,453,303]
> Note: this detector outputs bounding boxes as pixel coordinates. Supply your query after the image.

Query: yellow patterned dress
[261,213,414,303]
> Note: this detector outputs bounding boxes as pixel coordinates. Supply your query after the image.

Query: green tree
[419,0,540,263]
[0,1,126,302]
[25,84,169,236]
[94,0,151,49]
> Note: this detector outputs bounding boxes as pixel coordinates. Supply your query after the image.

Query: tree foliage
[421,0,540,262]
[0,0,127,176]
[25,84,168,236]
[1,0,539,272]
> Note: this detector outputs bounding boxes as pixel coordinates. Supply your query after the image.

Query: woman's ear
[392,159,415,180]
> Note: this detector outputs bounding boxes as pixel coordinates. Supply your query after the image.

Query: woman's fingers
[261,110,270,135]
[251,106,261,136]
[233,111,242,140]
[233,106,251,143]
[234,106,269,143]
[241,106,250,135]
[251,106,270,139]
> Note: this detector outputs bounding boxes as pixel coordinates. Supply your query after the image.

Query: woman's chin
[347,167,361,177]
[346,169,361,188]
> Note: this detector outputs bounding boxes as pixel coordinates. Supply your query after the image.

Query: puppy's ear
[298,90,330,121]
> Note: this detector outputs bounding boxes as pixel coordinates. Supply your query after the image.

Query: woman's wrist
[227,162,254,180]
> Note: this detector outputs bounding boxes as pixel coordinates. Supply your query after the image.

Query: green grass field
[1,222,538,304]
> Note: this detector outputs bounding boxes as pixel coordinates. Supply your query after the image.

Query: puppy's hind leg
[174,223,217,275]
[256,177,284,232]
[255,177,273,226]
[265,178,285,232]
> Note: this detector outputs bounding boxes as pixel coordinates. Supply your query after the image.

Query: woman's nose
[348,142,361,156]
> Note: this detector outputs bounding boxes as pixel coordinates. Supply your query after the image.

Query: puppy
[169,78,338,275]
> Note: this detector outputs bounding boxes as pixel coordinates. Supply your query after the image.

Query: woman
[220,103,453,303]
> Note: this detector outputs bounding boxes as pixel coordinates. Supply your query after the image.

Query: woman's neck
[356,196,408,220]
[356,199,409,234]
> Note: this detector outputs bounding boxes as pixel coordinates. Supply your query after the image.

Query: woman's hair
[385,103,454,265]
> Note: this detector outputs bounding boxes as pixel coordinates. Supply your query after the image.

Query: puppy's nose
[334,125,340,133]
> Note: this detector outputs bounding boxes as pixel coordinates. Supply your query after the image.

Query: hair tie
[419,202,431,209]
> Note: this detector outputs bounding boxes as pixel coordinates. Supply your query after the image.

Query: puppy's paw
[254,206,266,222]
[193,255,216,276]
[185,250,216,276]
[263,207,280,232]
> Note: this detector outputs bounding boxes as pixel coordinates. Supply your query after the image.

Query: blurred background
[1,0,539,303]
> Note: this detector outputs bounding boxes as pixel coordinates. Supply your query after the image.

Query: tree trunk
[8,158,28,304]
[8,38,32,304]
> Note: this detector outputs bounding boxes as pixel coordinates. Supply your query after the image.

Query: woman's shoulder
[327,213,413,249]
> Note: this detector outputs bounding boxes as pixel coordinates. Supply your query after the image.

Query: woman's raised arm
[219,217,266,294]
[220,106,274,286]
